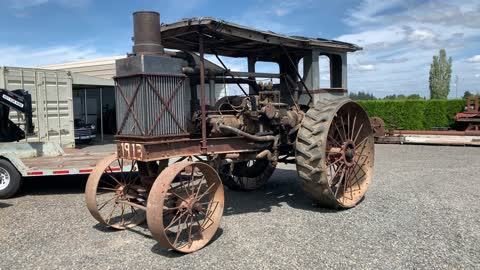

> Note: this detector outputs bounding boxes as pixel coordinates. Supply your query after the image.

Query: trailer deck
[20,145,115,176]
[0,143,115,177]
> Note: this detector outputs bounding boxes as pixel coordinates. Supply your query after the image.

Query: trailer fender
[0,154,29,176]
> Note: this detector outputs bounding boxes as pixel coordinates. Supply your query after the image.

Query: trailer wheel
[0,159,22,199]
[295,99,375,208]
[219,159,276,191]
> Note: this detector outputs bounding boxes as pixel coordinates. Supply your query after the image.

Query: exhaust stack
[132,11,164,55]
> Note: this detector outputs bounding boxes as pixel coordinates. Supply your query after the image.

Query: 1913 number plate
[117,142,145,160]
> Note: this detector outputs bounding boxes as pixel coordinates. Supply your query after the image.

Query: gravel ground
[0,144,479,269]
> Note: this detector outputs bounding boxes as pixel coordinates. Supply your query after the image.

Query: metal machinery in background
[0,88,34,142]
[85,11,375,253]
[455,96,480,132]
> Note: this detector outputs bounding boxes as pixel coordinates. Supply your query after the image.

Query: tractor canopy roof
[160,17,361,60]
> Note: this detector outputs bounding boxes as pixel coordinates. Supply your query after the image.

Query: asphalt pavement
[0,144,479,269]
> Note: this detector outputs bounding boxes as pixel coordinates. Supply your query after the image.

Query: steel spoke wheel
[85,154,146,229]
[147,161,224,253]
[326,102,374,207]
[296,99,374,208]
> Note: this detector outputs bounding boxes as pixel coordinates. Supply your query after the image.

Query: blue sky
[1,0,479,98]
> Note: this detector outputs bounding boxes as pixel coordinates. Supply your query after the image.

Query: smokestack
[132,11,164,55]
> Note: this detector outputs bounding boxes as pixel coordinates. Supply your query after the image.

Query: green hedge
[356,99,465,130]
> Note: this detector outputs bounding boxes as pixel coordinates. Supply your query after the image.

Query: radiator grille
[115,74,187,136]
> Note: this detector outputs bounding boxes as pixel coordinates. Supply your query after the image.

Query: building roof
[38,56,124,80]
[161,17,361,59]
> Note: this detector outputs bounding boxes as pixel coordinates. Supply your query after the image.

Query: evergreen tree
[429,49,452,99]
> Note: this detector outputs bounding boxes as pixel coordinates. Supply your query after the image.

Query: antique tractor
[85,11,374,253]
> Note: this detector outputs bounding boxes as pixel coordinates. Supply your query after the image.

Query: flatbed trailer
[0,142,118,198]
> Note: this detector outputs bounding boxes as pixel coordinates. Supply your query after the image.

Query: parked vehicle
[74,118,96,143]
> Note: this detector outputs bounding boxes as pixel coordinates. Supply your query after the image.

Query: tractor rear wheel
[219,159,276,191]
[295,99,375,208]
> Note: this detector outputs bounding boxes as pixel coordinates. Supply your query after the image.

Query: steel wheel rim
[85,154,146,229]
[325,102,374,207]
[0,167,10,191]
[147,161,224,253]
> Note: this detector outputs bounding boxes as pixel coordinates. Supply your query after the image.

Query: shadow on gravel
[224,168,340,215]
[0,202,12,208]
[20,175,88,196]
[17,168,341,215]
[150,228,224,257]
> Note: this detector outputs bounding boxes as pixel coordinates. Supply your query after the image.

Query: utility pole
[455,75,459,98]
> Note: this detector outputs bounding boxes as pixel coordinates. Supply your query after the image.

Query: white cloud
[407,29,436,42]
[338,0,480,98]
[345,0,405,26]
[228,0,311,34]
[467,55,480,63]
[353,64,375,71]
[0,45,103,67]
[274,8,288,17]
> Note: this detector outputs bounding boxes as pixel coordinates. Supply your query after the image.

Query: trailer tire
[0,159,22,199]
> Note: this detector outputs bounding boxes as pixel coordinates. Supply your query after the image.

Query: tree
[463,91,474,99]
[384,94,406,100]
[407,94,422,99]
[349,91,376,100]
[429,49,452,99]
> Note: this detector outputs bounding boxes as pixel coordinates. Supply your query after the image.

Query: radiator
[115,73,187,137]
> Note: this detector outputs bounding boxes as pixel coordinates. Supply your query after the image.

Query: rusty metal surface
[309,88,347,94]
[370,116,386,138]
[132,11,164,55]
[146,161,224,253]
[115,74,187,137]
[20,146,114,171]
[160,17,361,58]
[85,154,146,230]
[296,100,375,209]
[199,33,207,153]
[117,137,260,161]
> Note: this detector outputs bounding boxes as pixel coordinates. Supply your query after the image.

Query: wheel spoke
[97,196,117,211]
[173,213,187,247]
[355,135,369,149]
[164,210,189,231]
[329,163,345,187]
[98,187,118,192]
[327,157,343,167]
[105,203,119,224]
[194,176,206,198]
[334,166,347,197]
[120,203,126,226]
[169,190,188,202]
[99,179,116,188]
[353,123,364,145]
[340,115,348,142]
[347,112,351,140]
[328,135,343,147]
[196,183,216,201]
[126,160,138,186]
[105,167,123,186]
[351,113,357,140]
